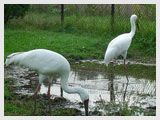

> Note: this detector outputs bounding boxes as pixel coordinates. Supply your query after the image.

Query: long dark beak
[136,19,140,30]
[84,99,89,116]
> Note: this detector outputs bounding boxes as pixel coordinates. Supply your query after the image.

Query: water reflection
[107,64,115,103]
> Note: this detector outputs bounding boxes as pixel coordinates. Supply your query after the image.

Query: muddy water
[4,61,156,116]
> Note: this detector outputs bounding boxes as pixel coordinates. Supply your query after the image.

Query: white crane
[104,14,138,69]
[5,49,89,115]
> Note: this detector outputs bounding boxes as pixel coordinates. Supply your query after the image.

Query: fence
[30,4,156,34]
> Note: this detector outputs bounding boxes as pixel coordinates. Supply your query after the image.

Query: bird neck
[60,71,88,102]
[61,72,79,94]
[130,18,136,38]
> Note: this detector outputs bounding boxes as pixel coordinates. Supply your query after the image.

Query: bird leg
[34,83,41,113]
[60,87,63,97]
[123,59,126,70]
[47,82,51,97]
[123,59,129,102]
[113,59,116,70]
[110,60,116,71]
[47,82,51,114]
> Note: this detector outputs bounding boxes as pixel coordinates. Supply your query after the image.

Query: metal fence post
[61,4,64,26]
[111,4,115,32]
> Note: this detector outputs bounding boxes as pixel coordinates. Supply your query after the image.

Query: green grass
[4,78,35,115]
[8,12,156,37]
[5,12,156,62]
[4,27,155,63]
[4,28,109,61]
[97,100,155,116]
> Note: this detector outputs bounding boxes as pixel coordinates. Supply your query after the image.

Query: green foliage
[4,28,107,61]
[104,102,144,116]
[4,78,32,115]
[5,9,156,61]
[4,85,13,100]
[4,4,30,24]
[51,108,81,116]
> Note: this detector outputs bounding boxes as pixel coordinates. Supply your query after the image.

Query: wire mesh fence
[27,4,156,54]
[30,4,156,35]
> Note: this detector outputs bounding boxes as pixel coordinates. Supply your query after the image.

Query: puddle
[4,61,156,116]
[79,59,156,66]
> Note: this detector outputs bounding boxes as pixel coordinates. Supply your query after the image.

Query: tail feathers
[104,48,116,66]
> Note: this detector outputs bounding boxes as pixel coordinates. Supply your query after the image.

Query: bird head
[131,14,137,22]
[78,88,89,116]
[5,53,17,67]
[5,52,23,67]
[131,14,139,30]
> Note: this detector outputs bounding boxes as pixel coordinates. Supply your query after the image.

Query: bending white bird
[104,14,138,69]
[5,49,89,115]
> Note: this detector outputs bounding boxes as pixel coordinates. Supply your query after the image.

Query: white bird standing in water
[5,49,89,116]
[104,14,138,69]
